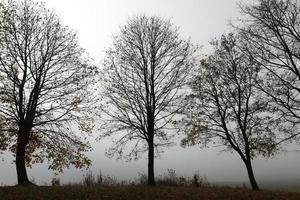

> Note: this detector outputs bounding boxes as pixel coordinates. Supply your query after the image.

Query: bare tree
[0,0,95,185]
[237,0,300,142]
[180,34,280,190]
[100,15,196,185]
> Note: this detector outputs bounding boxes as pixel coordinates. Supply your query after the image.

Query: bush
[83,170,96,187]
[137,172,148,185]
[79,169,209,187]
[51,176,60,186]
[178,177,189,186]
[96,170,103,185]
[82,170,119,186]
[155,169,209,187]
[102,175,118,186]
[192,171,209,187]
[157,169,178,186]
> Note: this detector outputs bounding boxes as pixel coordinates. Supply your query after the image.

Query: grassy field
[212,180,300,192]
[0,186,299,200]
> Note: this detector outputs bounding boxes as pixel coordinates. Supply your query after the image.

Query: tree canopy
[180,33,282,190]
[237,0,300,142]
[100,15,196,185]
[0,0,96,184]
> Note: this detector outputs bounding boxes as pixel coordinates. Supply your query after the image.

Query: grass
[212,180,300,192]
[0,185,299,200]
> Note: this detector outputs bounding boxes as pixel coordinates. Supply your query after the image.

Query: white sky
[45,0,246,62]
[1,0,300,186]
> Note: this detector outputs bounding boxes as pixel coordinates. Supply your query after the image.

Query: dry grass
[0,185,299,200]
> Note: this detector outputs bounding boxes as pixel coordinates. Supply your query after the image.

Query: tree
[237,0,300,142]
[0,0,95,185]
[100,15,196,185]
[180,34,280,190]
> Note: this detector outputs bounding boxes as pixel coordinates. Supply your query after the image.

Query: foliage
[237,0,300,143]
[179,33,285,190]
[82,170,118,187]
[157,169,178,186]
[0,0,96,172]
[137,172,148,185]
[51,176,60,187]
[83,171,96,187]
[181,33,280,158]
[137,169,209,187]
[100,15,196,160]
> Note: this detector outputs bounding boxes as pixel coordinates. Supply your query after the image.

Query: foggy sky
[1,0,299,186]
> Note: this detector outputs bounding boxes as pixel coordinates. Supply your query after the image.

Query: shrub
[102,175,118,186]
[96,170,103,185]
[178,177,188,186]
[192,171,209,187]
[157,169,178,186]
[51,176,60,186]
[155,169,209,187]
[83,170,96,187]
[137,172,148,185]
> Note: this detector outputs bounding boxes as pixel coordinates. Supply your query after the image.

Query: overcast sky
[1,0,300,186]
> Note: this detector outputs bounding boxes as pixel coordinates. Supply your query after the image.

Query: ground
[0,186,299,200]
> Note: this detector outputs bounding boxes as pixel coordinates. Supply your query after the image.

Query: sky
[1,0,300,186]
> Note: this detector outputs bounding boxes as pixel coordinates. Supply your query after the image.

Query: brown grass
[0,185,299,200]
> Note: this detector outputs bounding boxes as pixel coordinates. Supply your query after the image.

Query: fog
[0,0,299,186]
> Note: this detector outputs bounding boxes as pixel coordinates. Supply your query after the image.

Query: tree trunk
[244,159,260,191]
[16,131,32,186]
[147,138,155,186]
